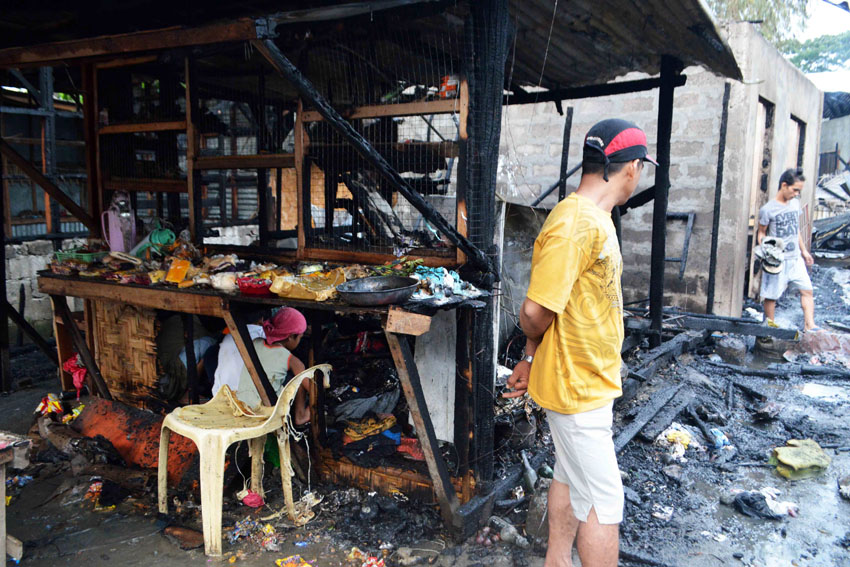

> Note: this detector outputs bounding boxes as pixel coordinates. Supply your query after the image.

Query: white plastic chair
[157,364,331,555]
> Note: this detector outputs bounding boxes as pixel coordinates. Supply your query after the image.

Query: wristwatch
[522,354,534,364]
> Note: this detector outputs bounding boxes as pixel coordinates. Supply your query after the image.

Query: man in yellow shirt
[504,119,654,567]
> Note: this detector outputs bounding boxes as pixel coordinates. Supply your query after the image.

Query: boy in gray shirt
[757,168,816,331]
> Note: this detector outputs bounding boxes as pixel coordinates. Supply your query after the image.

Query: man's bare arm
[757,224,768,245]
[503,298,555,398]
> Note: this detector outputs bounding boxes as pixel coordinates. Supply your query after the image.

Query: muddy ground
[2,265,850,567]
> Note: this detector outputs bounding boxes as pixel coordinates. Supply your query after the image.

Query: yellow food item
[270,267,345,302]
[148,270,166,284]
[178,280,195,288]
[165,259,191,284]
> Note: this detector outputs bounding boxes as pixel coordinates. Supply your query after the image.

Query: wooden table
[37,273,463,527]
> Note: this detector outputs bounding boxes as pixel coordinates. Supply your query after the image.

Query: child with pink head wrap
[233,307,311,424]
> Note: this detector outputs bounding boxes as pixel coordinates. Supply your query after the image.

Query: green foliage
[783,31,850,73]
[706,0,808,44]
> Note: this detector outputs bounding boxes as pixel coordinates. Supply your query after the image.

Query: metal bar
[558,107,573,201]
[49,295,113,400]
[252,39,497,277]
[385,331,459,525]
[0,138,96,231]
[505,74,687,105]
[706,82,731,313]
[222,303,277,406]
[5,301,57,366]
[649,56,679,348]
[529,163,581,207]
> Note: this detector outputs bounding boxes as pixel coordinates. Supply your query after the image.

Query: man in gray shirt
[757,168,816,331]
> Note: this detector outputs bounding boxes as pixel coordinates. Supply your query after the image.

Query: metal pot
[336,275,419,306]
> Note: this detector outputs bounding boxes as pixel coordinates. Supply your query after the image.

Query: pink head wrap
[263,307,307,345]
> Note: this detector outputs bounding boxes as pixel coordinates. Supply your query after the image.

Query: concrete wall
[821,114,850,161]
[496,22,822,325]
[5,239,85,337]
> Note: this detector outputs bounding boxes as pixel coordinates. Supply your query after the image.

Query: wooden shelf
[301,99,459,122]
[103,177,187,193]
[98,121,186,135]
[193,153,295,170]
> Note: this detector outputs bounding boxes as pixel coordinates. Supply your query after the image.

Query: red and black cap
[583,118,658,181]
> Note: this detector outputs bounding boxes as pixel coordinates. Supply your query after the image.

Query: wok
[336,275,419,306]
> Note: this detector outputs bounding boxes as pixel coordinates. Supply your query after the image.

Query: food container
[336,276,419,306]
[237,276,273,296]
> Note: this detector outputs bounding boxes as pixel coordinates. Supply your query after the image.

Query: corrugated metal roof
[507,0,741,87]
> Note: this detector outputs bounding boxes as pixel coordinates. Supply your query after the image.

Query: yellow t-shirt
[526,193,624,414]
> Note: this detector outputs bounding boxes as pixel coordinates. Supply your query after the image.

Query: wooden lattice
[92,300,160,409]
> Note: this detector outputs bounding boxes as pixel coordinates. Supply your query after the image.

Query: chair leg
[198,438,227,556]
[275,429,296,522]
[249,435,266,499]
[157,426,171,514]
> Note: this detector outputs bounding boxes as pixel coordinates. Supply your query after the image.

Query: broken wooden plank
[638,388,696,442]
[385,331,459,527]
[385,307,431,336]
[671,316,798,339]
[704,360,850,379]
[614,384,682,453]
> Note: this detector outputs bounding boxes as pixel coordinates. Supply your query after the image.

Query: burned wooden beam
[49,295,112,400]
[505,75,687,105]
[706,82,732,314]
[705,359,850,380]
[638,388,695,442]
[614,384,682,453]
[385,331,459,527]
[222,304,277,407]
[0,138,97,232]
[251,39,498,277]
[4,301,58,367]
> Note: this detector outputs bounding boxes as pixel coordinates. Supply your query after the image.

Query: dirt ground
[2,265,850,567]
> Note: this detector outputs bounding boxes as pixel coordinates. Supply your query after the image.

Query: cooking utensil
[336,276,419,306]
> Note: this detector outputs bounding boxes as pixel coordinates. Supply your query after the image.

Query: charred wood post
[0,152,8,392]
[706,82,731,314]
[649,56,682,347]
[251,39,497,277]
[458,0,510,486]
[558,107,573,201]
[5,301,57,366]
[223,303,277,406]
[385,332,459,527]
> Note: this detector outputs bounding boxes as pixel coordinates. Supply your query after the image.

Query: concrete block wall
[5,238,85,337]
[496,22,823,318]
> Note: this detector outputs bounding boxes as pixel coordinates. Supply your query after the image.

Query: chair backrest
[265,364,332,429]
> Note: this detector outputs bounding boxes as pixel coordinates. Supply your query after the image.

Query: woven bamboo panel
[317,448,471,504]
[92,300,159,409]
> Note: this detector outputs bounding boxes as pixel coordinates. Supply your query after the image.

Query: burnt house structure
[0,0,740,535]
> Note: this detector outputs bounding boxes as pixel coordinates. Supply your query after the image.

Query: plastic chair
[157,364,331,556]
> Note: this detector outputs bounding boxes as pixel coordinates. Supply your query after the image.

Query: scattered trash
[275,555,311,567]
[525,478,551,542]
[708,428,731,450]
[35,393,63,416]
[237,488,265,508]
[5,475,33,488]
[770,439,832,479]
[521,450,538,492]
[61,404,85,424]
[655,422,700,462]
[489,516,529,548]
[361,556,386,567]
[347,547,367,563]
[725,487,798,520]
[228,519,281,551]
[753,402,781,422]
[838,475,850,500]
[651,504,674,521]
[662,464,683,481]
[537,463,554,479]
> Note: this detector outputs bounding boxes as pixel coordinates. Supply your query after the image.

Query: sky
[799,1,850,91]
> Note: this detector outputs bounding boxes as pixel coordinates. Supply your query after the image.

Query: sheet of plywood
[412,310,456,443]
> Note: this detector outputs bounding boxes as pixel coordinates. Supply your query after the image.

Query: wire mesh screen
[297,24,463,257]
[97,64,185,124]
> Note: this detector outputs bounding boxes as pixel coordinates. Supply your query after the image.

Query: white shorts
[546,402,623,524]
[760,256,812,301]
